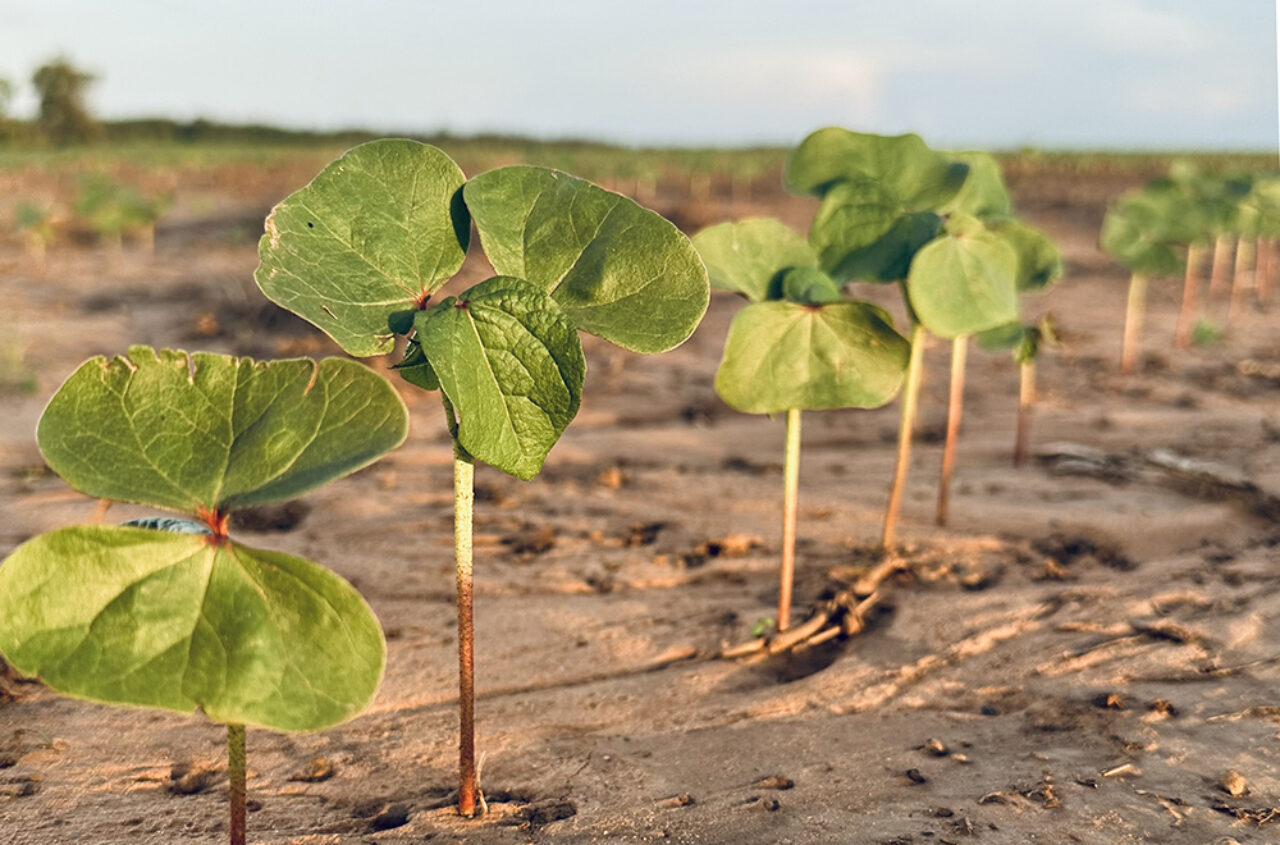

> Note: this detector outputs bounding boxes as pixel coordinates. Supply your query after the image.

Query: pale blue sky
[1,0,1275,149]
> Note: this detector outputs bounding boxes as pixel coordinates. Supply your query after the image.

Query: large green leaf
[809,180,943,282]
[414,277,584,480]
[255,139,470,357]
[714,300,910,414]
[691,218,818,302]
[0,526,385,732]
[785,127,968,208]
[906,216,1019,338]
[463,166,709,353]
[992,219,1063,290]
[37,347,408,514]
[942,151,1013,219]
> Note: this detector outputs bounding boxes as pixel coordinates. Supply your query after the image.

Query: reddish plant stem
[1174,243,1204,348]
[1259,240,1275,303]
[454,451,479,818]
[1227,237,1256,326]
[935,335,968,527]
[1013,358,1036,468]
[1208,234,1233,300]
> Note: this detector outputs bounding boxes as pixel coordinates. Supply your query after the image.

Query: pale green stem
[778,407,801,632]
[883,322,926,550]
[935,335,968,527]
[1121,272,1148,375]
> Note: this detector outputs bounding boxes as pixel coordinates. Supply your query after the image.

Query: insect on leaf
[37,347,409,514]
[464,166,709,353]
[0,525,385,732]
[414,277,585,481]
[255,139,470,357]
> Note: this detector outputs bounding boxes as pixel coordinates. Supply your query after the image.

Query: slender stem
[1209,234,1233,299]
[227,724,246,845]
[935,335,968,527]
[1013,358,1036,468]
[1227,237,1256,326]
[1120,272,1148,375]
[1259,239,1275,303]
[454,450,478,817]
[1174,243,1204,349]
[882,323,926,550]
[778,408,802,632]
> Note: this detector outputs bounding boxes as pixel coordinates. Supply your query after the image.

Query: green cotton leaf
[942,151,1013,219]
[1100,194,1185,276]
[906,221,1020,339]
[809,180,943,282]
[0,526,385,732]
[255,139,470,357]
[714,300,910,414]
[779,267,843,305]
[691,218,818,302]
[463,166,709,353]
[392,338,440,392]
[975,320,1026,351]
[37,347,408,514]
[785,127,968,209]
[991,219,1063,291]
[414,277,584,481]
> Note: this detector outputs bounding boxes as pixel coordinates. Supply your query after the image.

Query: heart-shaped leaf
[0,526,385,732]
[786,127,968,208]
[37,347,409,514]
[714,300,910,414]
[255,139,470,357]
[906,216,1019,338]
[463,166,709,353]
[809,180,943,282]
[691,218,817,302]
[992,219,1063,291]
[415,277,584,480]
[942,151,1013,219]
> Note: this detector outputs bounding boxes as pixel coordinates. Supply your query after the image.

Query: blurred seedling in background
[0,347,408,845]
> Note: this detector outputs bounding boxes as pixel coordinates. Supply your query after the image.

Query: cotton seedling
[693,218,910,632]
[785,130,1041,542]
[254,139,709,816]
[0,347,408,845]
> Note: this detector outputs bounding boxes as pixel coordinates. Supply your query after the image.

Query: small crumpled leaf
[906,216,1019,338]
[714,300,910,414]
[464,166,709,353]
[255,139,470,357]
[0,526,385,732]
[691,218,818,302]
[415,277,584,480]
[942,151,1013,219]
[37,347,408,514]
[809,180,943,282]
[779,267,843,305]
[786,127,968,208]
[392,338,440,392]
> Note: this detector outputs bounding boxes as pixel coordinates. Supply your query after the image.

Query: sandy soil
[2,170,1280,844]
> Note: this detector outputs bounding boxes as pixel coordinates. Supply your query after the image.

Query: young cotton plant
[254,139,709,817]
[0,346,408,845]
[785,130,1053,542]
[693,218,911,632]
